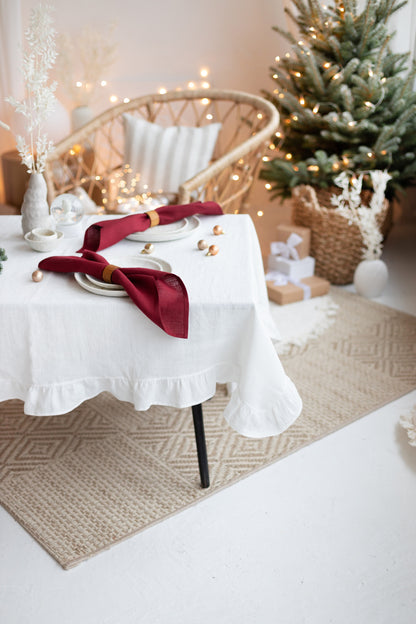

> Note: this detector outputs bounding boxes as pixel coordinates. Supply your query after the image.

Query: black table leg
[192,404,210,488]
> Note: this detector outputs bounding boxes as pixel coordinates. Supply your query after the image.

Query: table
[0,214,302,486]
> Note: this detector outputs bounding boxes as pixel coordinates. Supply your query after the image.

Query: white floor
[1,214,415,624]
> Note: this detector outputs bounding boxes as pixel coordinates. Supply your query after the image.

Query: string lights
[95,66,214,106]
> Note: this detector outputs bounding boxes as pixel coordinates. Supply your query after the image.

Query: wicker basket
[292,184,392,285]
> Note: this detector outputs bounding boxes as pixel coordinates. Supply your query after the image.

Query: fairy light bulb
[323,62,331,69]
[285,153,293,160]
[299,97,305,106]
[313,104,320,114]
[275,55,280,62]
[158,87,167,94]
[265,183,272,190]
[200,68,209,77]
[257,210,264,217]
[101,80,107,87]
[110,94,118,103]
[332,72,341,80]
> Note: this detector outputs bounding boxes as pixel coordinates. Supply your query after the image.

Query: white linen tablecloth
[0,214,302,437]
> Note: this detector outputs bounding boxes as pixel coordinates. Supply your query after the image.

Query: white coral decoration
[330,170,392,260]
[3,4,57,173]
[400,406,416,447]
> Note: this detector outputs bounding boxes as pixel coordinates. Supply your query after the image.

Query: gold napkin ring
[102,264,119,283]
[146,210,160,228]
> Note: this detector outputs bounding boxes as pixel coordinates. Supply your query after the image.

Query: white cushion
[123,113,221,194]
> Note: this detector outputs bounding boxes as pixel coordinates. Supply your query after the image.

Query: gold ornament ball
[197,239,209,250]
[213,224,224,236]
[32,269,43,282]
[207,244,219,256]
[141,243,154,254]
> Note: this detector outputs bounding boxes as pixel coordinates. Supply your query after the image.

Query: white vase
[21,172,52,236]
[71,105,94,131]
[353,259,389,298]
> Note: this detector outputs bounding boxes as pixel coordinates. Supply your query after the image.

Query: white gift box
[268,254,315,280]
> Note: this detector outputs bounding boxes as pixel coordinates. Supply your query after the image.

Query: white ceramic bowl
[24,230,63,252]
[31,227,58,241]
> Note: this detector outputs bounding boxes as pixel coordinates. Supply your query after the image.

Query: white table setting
[0,208,302,485]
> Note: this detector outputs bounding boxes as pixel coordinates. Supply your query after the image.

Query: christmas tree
[260,0,416,199]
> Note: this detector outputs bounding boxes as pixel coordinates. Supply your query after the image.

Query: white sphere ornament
[50,194,84,237]
[353,259,388,298]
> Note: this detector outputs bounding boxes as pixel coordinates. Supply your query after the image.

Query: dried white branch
[331,170,391,260]
[56,24,118,107]
[1,3,57,173]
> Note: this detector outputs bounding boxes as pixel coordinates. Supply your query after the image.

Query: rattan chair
[44,88,279,214]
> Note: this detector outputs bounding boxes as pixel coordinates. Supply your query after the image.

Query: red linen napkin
[78,201,223,252]
[38,251,189,338]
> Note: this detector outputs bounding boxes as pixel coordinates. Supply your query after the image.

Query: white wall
[0,0,287,204]
[18,0,287,115]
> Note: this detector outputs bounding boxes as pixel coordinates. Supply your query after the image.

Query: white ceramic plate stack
[74,255,172,297]
[126,216,200,242]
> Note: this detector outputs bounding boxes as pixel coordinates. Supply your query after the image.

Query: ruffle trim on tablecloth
[224,376,303,438]
[0,365,302,439]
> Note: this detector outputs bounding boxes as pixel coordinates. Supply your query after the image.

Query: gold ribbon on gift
[102,264,119,283]
[146,210,160,228]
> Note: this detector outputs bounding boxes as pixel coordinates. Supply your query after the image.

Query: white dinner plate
[74,256,172,297]
[86,255,165,290]
[126,216,200,242]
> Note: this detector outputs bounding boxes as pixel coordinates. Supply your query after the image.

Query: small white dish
[74,256,172,297]
[31,228,58,241]
[25,230,63,252]
[126,216,200,243]
[86,255,165,290]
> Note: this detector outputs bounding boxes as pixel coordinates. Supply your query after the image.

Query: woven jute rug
[1,289,415,569]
